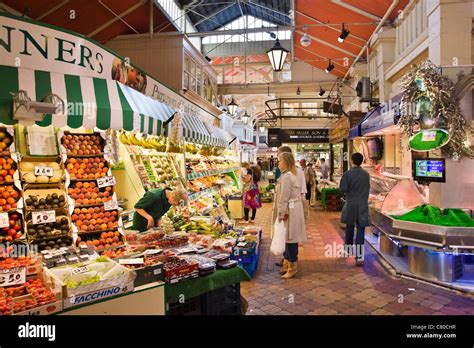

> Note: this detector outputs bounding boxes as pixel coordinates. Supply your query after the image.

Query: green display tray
[409,129,450,152]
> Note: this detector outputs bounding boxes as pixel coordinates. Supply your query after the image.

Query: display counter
[366,169,474,288]
[56,266,250,315]
[60,281,166,315]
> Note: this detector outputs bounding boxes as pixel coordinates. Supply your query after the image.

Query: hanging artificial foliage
[398,60,473,160]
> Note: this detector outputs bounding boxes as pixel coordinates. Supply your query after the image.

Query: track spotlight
[325,60,335,73]
[296,87,301,95]
[338,24,350,43]
[319,86,326,96]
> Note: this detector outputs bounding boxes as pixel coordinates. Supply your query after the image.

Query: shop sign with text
[0,13,215,123]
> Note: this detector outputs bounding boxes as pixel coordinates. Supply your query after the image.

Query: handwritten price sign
[0,267,26,286]
[32,210,56,225]
[119,258,144,265]
[0,213,9,228]
[72,266,90,275]
[104,200,119,211]
[34,165,53,177]
[97,176,116,188]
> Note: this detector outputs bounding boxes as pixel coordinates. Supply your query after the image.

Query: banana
[118,131,129,144]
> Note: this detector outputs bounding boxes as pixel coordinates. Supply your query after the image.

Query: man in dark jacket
[339,152,370,266]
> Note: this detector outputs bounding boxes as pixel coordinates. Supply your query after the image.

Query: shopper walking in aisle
[269,155,275,171]
[339,153,370,266]
[274,146,307,268]
[320,158,329,180]
[242,166,262,223]
[300,159,315,205]
[273,152,306,279]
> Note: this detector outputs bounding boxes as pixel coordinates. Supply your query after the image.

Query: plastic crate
[168,295,201,316]
[231,250,258,265]
[200,283,241,315]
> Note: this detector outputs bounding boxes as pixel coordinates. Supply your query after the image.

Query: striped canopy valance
[0,65,174,135]
[181,112,213,146]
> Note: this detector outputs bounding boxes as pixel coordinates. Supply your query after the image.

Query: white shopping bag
[270,219,286,256]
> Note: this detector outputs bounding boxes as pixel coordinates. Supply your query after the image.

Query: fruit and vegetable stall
[0,123,261,315]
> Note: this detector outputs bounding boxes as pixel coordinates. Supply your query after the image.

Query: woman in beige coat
[273,152,307,279]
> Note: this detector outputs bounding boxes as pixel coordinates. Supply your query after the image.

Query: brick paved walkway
[241,203,474,315]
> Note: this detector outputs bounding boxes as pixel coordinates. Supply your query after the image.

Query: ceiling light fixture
[338,24,350,43]
[227,97,238,116]
[259,126,266,132]
[319,86,326,96]
[325,60,335,73]
[300,25,311,47]
[296,87,301,95]
[266,38,289,72]
[242,112,250,124]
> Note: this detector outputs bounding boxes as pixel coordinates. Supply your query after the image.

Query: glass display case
[368,168,426,213]
[367,167,474,253]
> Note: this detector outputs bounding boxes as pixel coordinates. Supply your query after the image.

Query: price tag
[397,199,404,209]
[153,268,162,275]
[0,213,9,228]
[97,176,116,188]
[0,267,26,286]
[421,130,436,142]
[34,165,53,177]
[104,200,119,211]
[32,210,56,225]
[143,249,162,255]
[72,266,90,275]
[119,258,144,265]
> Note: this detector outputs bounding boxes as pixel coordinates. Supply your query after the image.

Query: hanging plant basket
[408,128,450,152]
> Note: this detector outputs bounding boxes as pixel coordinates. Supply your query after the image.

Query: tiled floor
[241,203,474,315]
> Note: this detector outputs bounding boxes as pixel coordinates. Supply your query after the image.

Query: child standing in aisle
[242,166,262,223]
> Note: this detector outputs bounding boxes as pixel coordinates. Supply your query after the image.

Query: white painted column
[427,0,473,209]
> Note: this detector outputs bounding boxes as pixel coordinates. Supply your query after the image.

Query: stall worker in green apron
[132,188,187,232]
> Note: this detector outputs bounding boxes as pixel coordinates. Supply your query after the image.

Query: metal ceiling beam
[89,0,146,37]
[295,10,367,45]
[245,1,289,25]
[294,29,357,58]
[331,0,382,21]
[186,25,292,37]
[294,44,348,75]
[37,0,70,20]
[193,2,237,27]
[218,80,337,95]
[246,0,291,19]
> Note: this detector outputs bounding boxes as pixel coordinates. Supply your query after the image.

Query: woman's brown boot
[279,259,289,275]
[281,262,298,279]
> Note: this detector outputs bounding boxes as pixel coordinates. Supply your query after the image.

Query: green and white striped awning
[181,112,213,146]
[0,65,173,135]
[203,123,235,148]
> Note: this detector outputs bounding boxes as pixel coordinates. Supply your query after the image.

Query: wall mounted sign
[0,13,216,123]
[269,128,329,144]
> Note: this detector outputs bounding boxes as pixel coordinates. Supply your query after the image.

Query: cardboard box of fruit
[0,127,15,157]
[0,211,25,243]
[60,132,105,157]
[0,277,63,316]
[44,256,135,308]
[68,181,114,207]
[117,255,164,287]
[65,157,111,180]
[0,182,23,212]
[26,214,72,243]
[0,157,18,184]
[19,160,65,184]
[23,188,68,211]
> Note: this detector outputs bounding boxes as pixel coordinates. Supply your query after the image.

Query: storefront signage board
[0,13,215,123]
[268,129,329,144]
